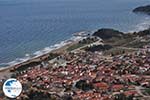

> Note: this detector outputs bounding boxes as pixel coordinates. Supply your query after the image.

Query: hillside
[92,28,124,40]
[133,5,150,15]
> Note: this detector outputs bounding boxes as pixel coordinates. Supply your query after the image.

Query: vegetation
[10,61,41,72]
[67,43,85,51]
[75,80,94,91]
[105,36,134,47]
[104,48,135,56]
[85,44,112,52]
[124,40,150,48]
[133,5,150,15]
[134,28,150,36]
[26,89,58,100]
[67,37,98,51]
[93,28,124,40]
[10,53,59,73]
[143,88,150,95]
[114,93,134,100]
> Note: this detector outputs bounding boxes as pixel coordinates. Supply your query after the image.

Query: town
[0,28,150,100]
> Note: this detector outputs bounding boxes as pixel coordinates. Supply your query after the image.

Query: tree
[75,80,94,91]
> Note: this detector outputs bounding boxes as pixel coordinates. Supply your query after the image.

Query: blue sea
[0,0,150,67]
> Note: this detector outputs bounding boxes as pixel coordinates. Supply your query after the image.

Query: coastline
[0,25,149,79]
[0,26,150,99]
[1,11,150,69]
[1,1,150,99]
[0,33,86,79]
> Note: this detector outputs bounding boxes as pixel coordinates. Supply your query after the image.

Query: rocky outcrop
[133,5,150,15]
[92,28,124,40]
[133,28,150,36]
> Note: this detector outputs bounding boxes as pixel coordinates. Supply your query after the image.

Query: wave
[1,17,150,68]
[0,32,88,68]
[128,16,150,33]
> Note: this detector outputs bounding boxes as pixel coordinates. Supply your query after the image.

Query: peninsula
[0,3,150,100]
[133,5,150,15]
[0,27,150,100]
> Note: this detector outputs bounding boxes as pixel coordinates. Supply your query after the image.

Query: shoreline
[0,35,84,76]
[0,31,90,70]
[0,26,149,77]
[1,19,150,70]
[0,37,81,80]
[0,31,91,70]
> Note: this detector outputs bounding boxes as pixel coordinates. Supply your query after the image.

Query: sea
[0,0,150,67]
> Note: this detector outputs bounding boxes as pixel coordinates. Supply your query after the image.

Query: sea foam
[129,17,150,33]
[0,32,87,68]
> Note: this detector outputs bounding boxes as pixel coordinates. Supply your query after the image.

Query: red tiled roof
[101,96,110,100]
[112,84,124,91]
[94,82,109,90]
[124,90,138,96]
[127,85,135,89]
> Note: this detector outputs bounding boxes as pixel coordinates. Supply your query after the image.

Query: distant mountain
[133,5,150,15]
[92,28,124,40]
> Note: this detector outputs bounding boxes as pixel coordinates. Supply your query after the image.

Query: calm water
[0,0,150,66]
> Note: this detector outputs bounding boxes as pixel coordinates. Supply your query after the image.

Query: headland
[0,4,150,100]
[0,27,150,99]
